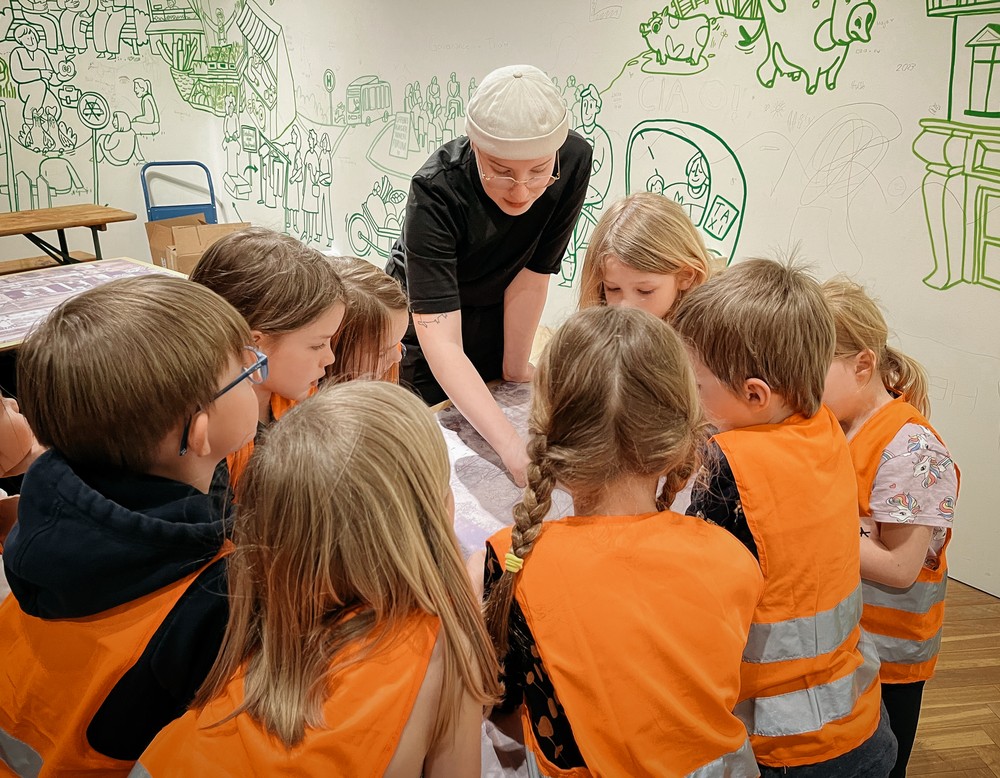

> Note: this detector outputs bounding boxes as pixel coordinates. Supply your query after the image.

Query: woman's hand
[499,432,529,488]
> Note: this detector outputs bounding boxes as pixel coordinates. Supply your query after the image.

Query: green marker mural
[561,81,614,289]
[717,0,877,95]
[625,119,745,261]
[916,0,1000,292]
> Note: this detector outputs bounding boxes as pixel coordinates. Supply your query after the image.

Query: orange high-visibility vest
[713,407,882,768]
[850,397,958,685]
[226,393,297,490]
[133,613,440,777]
[489,510,764,778]
[0,544,231,778]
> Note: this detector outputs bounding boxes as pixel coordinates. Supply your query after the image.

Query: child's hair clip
[504,552,524,574]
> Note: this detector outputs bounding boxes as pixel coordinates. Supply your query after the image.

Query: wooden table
[0,257,181,351]
[0,204,137,266]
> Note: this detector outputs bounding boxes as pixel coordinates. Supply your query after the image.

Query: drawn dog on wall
[640,6,714,67]
[756,0,876,94]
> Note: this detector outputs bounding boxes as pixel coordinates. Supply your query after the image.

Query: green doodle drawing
[604,2,720,93]
[625,119,745,262]
[347,175,406,260]
[639,1,717,75]
[916,0,1000,292]
[725,0,877,95]
[561,81,614,289]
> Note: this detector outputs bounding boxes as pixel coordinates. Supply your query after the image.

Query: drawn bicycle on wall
[346,175,406,259]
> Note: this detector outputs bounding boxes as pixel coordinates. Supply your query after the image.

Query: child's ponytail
[882,346,930,418]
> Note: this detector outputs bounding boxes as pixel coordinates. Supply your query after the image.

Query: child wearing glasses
[191,227,346,487]
[326,256,409,384]
[0,275,260,776]
[578,192,715,321]
[136,381,501,775]
[387,64,593,486]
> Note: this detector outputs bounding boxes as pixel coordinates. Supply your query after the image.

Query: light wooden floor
[909,580,1000,776]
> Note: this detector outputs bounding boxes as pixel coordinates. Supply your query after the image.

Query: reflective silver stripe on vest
[685,738,758,778]
[128,763,153,778]
[743,584,862,664]
[869,627,942,665]
[862,576,948,615]
[735,629,881,739]
[0,727,43,778]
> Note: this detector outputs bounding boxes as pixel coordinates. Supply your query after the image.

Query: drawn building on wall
[916,0,1000,291]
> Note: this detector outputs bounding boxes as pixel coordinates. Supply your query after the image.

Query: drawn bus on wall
[346,76,392,126]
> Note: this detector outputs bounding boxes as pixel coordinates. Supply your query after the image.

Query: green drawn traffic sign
[78,92,110,130]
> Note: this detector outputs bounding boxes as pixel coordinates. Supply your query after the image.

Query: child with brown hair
[822,277,958,778]
[327,256,409,384]
[483,305,763,777]
[0,275,261,775]
[578,192,713,320]
[672,259,896,776]
[135,382,501,776]
[190,227,346,486]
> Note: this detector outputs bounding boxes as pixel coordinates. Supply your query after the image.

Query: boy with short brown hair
[672,259,897,776]
[0,275,261,775]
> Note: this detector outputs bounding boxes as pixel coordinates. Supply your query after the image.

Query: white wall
[1,0,996,593]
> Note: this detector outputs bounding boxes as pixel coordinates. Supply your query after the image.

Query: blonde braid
[484,431,554,658]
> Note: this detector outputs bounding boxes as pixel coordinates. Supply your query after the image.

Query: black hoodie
[2,449,231,760]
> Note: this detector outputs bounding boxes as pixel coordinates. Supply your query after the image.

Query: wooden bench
[0,251,96,277]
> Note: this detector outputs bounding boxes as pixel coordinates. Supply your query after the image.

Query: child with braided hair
[482,305,764,777]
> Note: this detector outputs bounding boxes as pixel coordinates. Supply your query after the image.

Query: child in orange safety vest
[483,305,765,778]
[0,276,261,776]
[673,259,898,776]
[822,277,959,778]
[134,382,500,776]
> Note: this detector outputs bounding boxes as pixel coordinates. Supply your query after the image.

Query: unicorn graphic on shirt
[937,496,955,522]
[912,454,953,488]
[886,492,921,523]
[906,430,932,453]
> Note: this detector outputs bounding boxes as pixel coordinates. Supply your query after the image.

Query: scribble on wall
[625,119,745,261]
[916,0,1000,292]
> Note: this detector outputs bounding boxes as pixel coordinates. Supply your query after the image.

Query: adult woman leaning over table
[387,64,592,485]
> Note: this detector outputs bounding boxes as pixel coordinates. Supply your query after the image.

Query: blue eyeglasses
[179,346,269,456]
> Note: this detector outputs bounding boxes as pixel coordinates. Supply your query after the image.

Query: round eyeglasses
[475,152,560,192]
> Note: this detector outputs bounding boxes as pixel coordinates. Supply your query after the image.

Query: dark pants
[882,681,924,777]
[758,703,897,777]
[400,302,505,405]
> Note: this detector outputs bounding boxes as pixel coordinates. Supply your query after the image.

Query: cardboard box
[145,214,250,276]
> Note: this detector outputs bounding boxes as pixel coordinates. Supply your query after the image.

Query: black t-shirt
[386,132,593,313]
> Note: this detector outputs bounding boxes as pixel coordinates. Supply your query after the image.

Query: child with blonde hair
[578,192,713,320]
[483,305,763,777]
[0,276,260,774]
[135,382,501,776]
[822,277,958,778]
[191,227,346,486]
[672,259,896,776]
[327,256,409,384]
